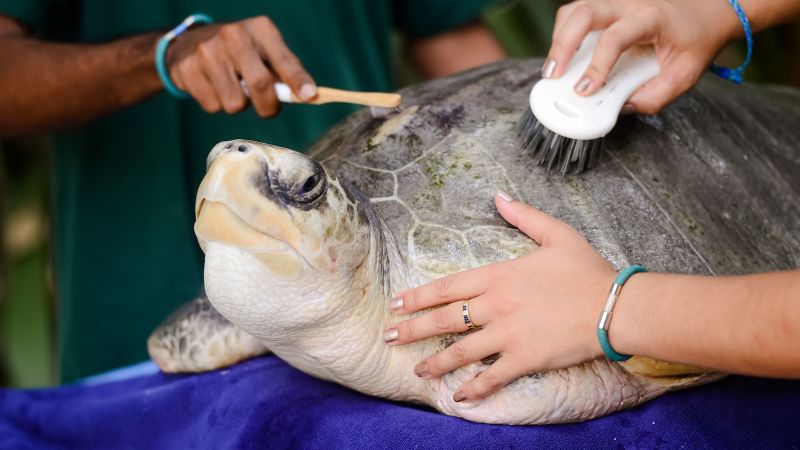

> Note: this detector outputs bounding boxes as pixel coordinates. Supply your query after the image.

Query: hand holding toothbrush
[166,16,318,117]
[541,0,800,115]
[165,15,401,118]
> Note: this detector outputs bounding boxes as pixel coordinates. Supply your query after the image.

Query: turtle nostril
[237,144,249,153]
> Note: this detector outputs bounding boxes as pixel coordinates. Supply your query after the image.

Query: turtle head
[195,140,379,341]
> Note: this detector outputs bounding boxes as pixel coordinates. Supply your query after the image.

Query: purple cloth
[1,356,798,449]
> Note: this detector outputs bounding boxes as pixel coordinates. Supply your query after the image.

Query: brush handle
[273,83,400,107]
[530,31,661,141]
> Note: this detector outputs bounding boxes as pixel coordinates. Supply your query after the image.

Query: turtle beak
[194,198,290,253]
[195,140,341,274]
[194,141,295,253]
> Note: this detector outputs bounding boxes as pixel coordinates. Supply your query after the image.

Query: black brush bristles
[517,108,603,175]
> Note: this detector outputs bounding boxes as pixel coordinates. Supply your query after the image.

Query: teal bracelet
[596,264,647,362]
[155,13,214,99]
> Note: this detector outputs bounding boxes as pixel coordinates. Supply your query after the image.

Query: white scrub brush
[518,31,661,175]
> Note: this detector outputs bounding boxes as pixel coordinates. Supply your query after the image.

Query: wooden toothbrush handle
[305,87,401,107]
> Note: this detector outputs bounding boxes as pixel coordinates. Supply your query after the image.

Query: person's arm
[0,15,315,138]
[543,0,800,114]
[384,192,800,402]
[406,21,506,79]
[616,270,800,378]
[0,15,161,137]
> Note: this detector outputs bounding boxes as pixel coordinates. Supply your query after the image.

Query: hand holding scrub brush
[519,0,783,175]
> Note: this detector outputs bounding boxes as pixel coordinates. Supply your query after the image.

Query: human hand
[384,191,617,402]
[166,16,316,117]
[542,0,741,114]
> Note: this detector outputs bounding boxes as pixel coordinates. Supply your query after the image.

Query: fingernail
[299,83,317,101]
[574,76,591,94]
[621,103,637,116]
[383,328,399,342]
[496,189,513,202]
[389,297,404,312]
[453,391,467,402]
[414,362,430,378]
[540,58,556,79]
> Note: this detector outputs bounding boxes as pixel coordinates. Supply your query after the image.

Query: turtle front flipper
[147,293,269,373]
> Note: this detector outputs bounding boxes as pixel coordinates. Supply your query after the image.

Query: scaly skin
[147,294,269,373]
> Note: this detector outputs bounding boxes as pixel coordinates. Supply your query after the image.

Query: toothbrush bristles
[517,108,603,175]
[370,106,403,118]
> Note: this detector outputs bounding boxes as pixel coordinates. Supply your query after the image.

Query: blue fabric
[1,356,799,449]
[77,361,160,386]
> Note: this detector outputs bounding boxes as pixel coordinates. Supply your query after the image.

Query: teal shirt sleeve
[393,0,498,38]
[0,0,47,30]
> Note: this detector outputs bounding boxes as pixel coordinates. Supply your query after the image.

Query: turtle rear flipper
[147,293,269,373]
[622,356,725,390]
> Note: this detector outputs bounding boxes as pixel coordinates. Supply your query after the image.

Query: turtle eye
[298,173,321,196]
[266,156,327,208]
[279,169,326,207]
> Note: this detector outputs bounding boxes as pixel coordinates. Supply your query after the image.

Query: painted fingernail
[383,328,399,342]
[299,83,317,101]
[621,103,637,116]
[414,362,430,378]
[453,391,467,402]
[574,76,591,94]
[541,58,557,79]
[496,189,513,202]
[389,297,404,312]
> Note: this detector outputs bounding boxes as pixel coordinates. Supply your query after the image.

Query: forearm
[0,30,162,137]
[740,0,800,33]
[713,0,800,43]
[614,270,800,377]
[407,22,505,79]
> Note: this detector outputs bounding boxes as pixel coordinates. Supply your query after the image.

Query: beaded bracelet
[596,264,647,362]
[155,13,214,99]
[710,0,753,84]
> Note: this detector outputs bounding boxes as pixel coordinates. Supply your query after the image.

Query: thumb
[494,191,571,247]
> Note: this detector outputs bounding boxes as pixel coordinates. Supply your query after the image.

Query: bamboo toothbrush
[518,31,661,175]
[240,80,401,118]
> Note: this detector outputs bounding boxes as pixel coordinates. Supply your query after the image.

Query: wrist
[595,266,648,361]
[672,0,743,49]
[720,1,749,42]
[736,0,796,34]
[603,271,654,358]
[587,271,616,358]
[100,32,165,101]
[140,32,164,88]
[156,14,215,98]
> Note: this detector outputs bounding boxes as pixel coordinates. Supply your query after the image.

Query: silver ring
[462,301,476,329]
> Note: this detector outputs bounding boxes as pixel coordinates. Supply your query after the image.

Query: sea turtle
[148,59,800,424]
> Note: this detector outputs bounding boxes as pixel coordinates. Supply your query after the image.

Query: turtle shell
[310,59,800,279]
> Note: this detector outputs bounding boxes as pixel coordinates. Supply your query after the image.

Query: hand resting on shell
[385,191,800,403]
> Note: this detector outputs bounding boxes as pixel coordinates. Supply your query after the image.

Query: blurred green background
[1,0,799,388]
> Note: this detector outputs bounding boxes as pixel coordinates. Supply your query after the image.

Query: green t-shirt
[0,0,493,381]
